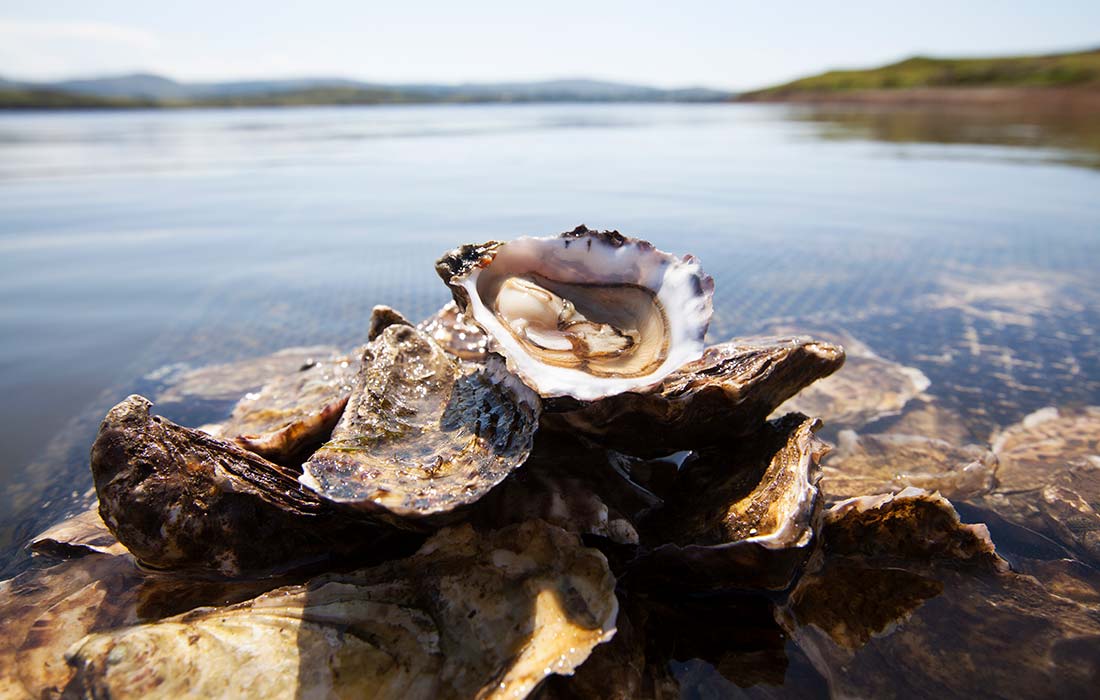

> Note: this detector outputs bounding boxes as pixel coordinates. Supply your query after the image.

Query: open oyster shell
[436,226,714,401]
[629,414,827,591]
[301,323,540,526]
[65,521,618,700]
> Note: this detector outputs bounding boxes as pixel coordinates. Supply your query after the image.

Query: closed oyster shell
[437,226,714,401]
[0,549,296,699]
[301,324,540,526]
[91,395,399,576]
[219,349,358,465]
[543,336,844,453]
[472,431,662,546]
[65,521,618,700]
[629,414,827,591]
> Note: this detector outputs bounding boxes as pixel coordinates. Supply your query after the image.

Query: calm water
[0,104,1098,689]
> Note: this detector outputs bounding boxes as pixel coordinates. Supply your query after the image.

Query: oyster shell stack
[8,225,1095,698]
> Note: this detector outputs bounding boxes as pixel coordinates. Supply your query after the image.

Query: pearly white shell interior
[457,234,712,401]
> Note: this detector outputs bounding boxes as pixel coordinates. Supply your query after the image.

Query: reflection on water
[789,103,1100,168]
[0,103,1098,696]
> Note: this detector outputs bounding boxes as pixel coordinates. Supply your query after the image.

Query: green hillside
[743,48,1100,98]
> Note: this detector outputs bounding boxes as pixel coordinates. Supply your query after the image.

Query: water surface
[0,102,1098,692]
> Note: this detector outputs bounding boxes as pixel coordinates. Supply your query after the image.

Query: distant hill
[0,73,730,109]
[740,48,1100,100]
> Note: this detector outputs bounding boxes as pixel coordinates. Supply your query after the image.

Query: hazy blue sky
[1,1,1097,89]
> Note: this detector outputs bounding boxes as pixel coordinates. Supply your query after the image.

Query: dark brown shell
[542,336,844,453]
[91,395,401,576]
[629,414,827,591]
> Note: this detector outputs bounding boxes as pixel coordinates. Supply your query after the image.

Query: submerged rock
[779,489,1100,699]
[980,406,1100,566]
[820,430,997,502]
[65,521,617,700]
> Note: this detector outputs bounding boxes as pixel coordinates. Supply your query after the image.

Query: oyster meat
[436,226,714,401]
[91,395,397,576]
[301,323,540,525]
[66,521,618,700]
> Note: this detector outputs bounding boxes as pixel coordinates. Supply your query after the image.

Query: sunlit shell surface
[28,507,127,559]
[417,301,490,361]
[91,395,389,576]
[301,323,540,525]
[219,349,358,464]
[65,521,618,700]
[543,336,844,453]
[436,226,714,401]
[631,414,826,590]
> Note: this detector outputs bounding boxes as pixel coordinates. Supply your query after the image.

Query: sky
[1,1,1098,90]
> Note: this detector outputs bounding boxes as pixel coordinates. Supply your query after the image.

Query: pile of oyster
[3,226,1099,699]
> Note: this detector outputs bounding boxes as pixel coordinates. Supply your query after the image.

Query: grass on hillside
[745,48,1100,97]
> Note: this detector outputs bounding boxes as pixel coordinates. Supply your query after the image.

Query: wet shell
[630,414,827,591]
[821,430,998,502]
[301,323,540,525]
[417,301,489,361]
[90,395,399,576]
[543,335,844,453]
[65,521,618,700]
[436,226,714,401]
[219,349,358,465]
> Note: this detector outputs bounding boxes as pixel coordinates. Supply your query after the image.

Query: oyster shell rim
[436,226,715,401]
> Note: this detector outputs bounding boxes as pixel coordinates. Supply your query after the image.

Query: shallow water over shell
[1,103,1099,697]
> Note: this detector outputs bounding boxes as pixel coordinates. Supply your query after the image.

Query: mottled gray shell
[301,323,540,525]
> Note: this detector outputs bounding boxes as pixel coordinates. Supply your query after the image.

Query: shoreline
[735,86,1100,112]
